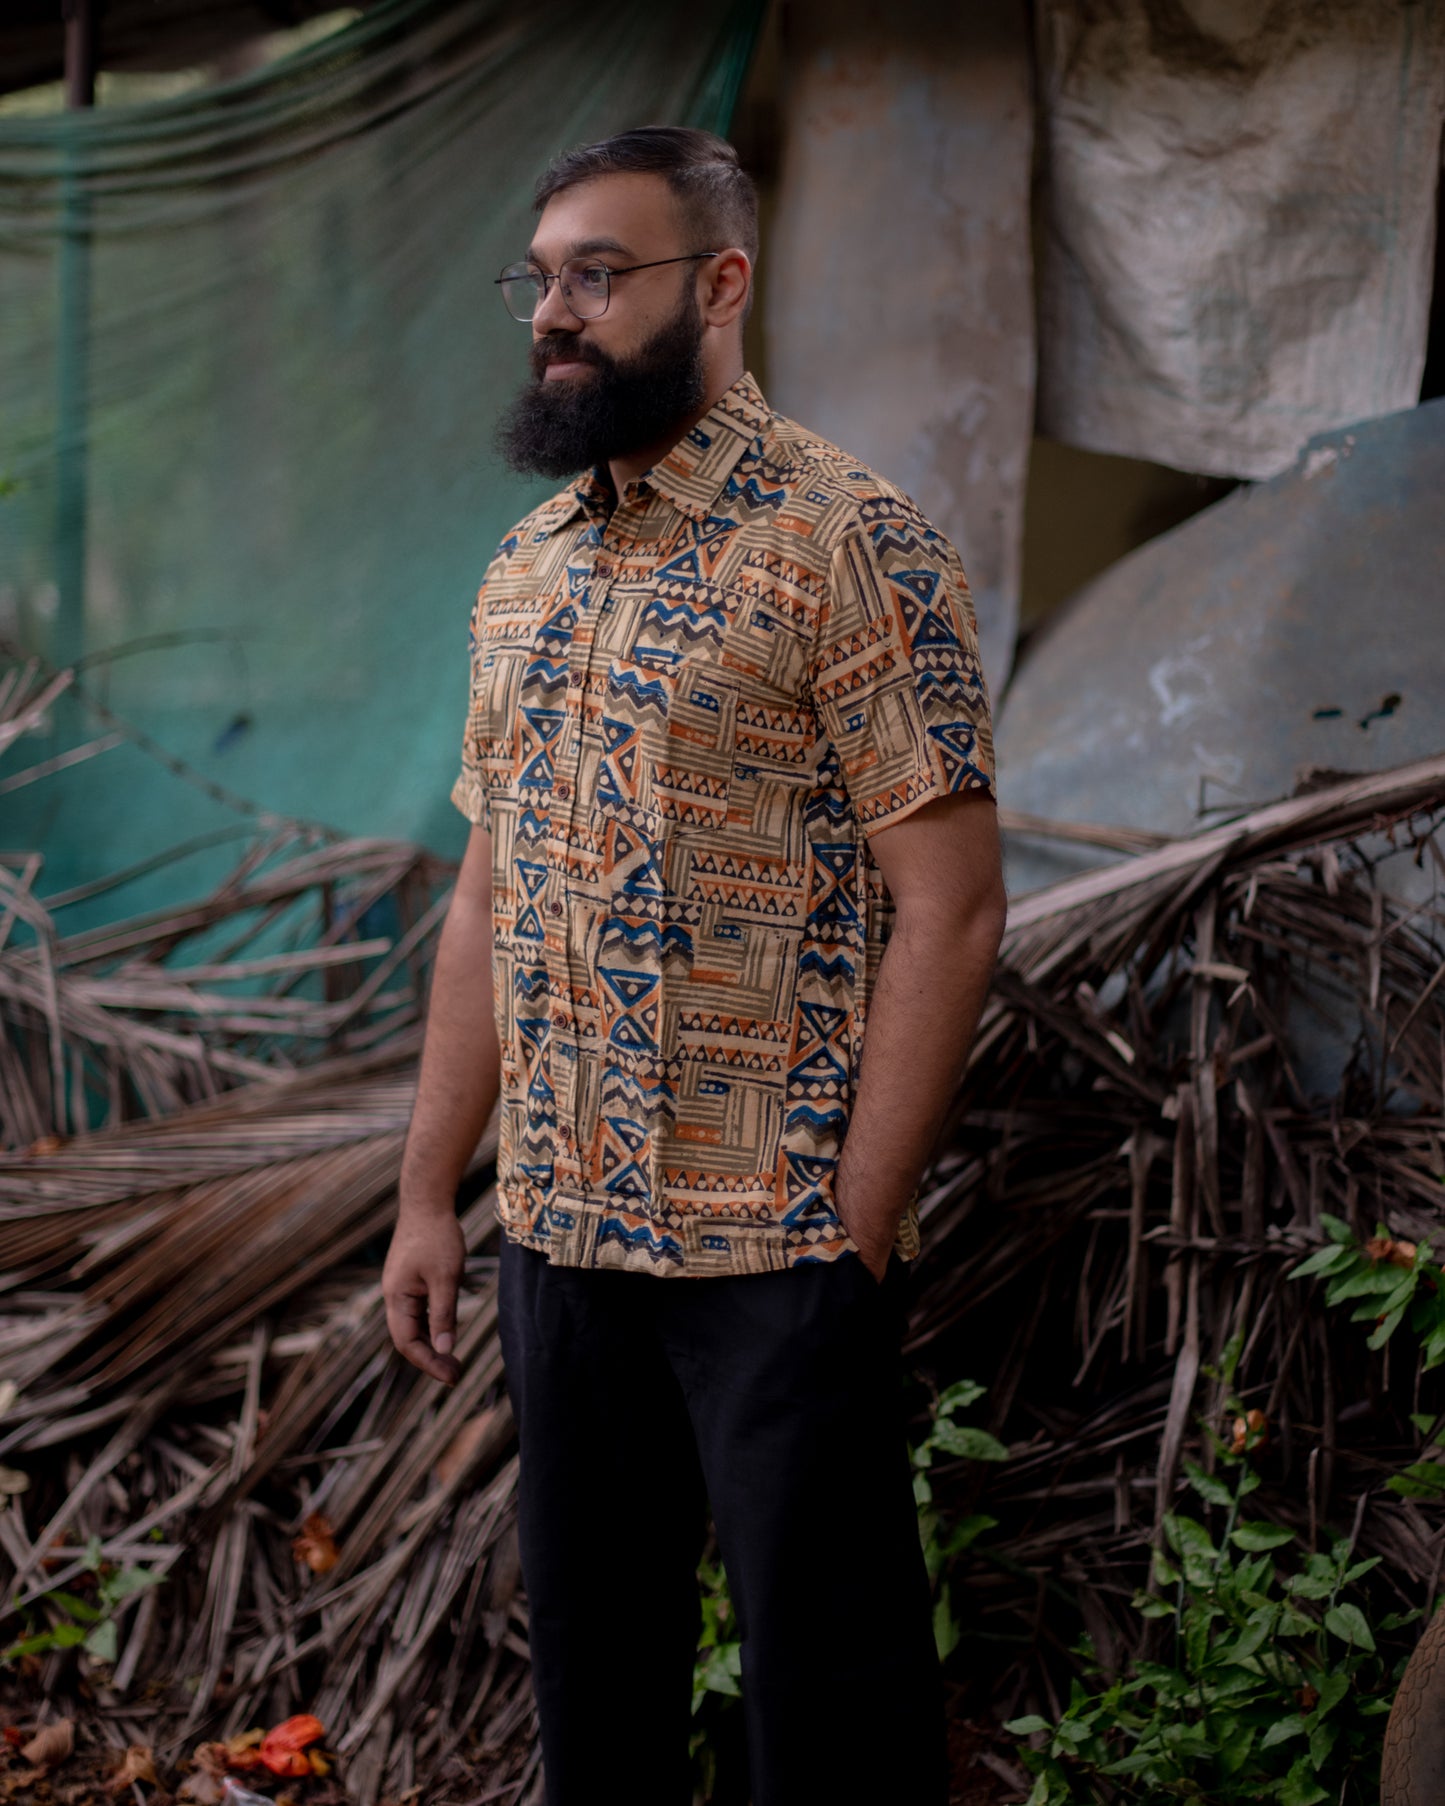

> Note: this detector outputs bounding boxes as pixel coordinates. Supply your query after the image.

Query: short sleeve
[809,504,995,835]
[450,578,496,830]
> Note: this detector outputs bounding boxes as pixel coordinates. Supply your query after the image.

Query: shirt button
[554,781,570,799]
[548,900,563,917]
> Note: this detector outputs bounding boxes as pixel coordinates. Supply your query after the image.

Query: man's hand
[383,1207,466,1385]
[837,1203,894,1283]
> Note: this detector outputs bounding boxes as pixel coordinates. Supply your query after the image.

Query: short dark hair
[534,125,759,268]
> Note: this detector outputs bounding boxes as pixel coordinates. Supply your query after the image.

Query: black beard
[496,291,707,481]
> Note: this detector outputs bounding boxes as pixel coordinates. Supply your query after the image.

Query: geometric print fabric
[452,371,995,1275]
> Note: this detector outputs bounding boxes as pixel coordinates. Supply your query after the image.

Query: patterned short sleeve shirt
[452,371,995,1276]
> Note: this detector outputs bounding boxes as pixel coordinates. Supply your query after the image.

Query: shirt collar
[566,369,772,528]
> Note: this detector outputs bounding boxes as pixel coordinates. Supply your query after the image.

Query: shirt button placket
[555,517,612,1177]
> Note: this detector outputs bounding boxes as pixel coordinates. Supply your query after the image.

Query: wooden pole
[54,0,97,673]
[63,0,97,108]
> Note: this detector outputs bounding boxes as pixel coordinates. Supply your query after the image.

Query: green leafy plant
[1290,1218,1445,1504]
[912,1378,1009,1659]
[1006,1363,1407,1804]
[692,1555,741,1715]
[2,1535,163,1667]
[1289,1212,1445,1364]
[689,1556,743,1801]
[1389,1412,1445,1501]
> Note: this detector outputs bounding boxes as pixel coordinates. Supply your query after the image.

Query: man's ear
[702,248,752,330]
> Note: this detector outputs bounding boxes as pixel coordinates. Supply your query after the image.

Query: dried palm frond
[6,748,1445,1802]
[907,749,1445,1726]
[0,827,450,1150]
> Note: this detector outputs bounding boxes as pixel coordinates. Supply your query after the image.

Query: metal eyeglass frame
[495,251,719,323]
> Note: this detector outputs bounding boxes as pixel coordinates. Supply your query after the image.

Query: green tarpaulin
[0,0,761,921]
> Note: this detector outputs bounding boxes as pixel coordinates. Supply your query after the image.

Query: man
[383,126,1006,1806]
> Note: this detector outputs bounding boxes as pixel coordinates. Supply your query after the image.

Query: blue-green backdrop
[0,0,762,925]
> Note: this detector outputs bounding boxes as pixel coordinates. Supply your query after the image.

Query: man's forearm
[835,899,1005,1262]
[399,882,502,1218]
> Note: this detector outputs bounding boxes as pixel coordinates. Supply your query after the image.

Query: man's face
[496,171,710,480]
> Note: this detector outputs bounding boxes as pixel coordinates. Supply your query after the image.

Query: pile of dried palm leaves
[908,752,1445,1728]
[1,659,530,1802]
[5,633,1445,1801]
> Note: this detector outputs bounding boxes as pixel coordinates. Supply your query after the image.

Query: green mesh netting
[0,0,762,923]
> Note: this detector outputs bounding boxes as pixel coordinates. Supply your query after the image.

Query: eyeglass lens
[498,259,610,323]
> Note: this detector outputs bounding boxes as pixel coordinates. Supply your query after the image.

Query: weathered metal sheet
[998,398,1445,895]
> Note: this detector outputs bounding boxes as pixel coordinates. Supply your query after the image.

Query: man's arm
[382,823,502,1383]
[833,791,1007,1279]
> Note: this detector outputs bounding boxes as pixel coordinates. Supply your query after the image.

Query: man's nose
[532,274,579,336]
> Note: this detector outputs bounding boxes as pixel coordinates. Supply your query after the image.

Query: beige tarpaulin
[1035,0,1445,480]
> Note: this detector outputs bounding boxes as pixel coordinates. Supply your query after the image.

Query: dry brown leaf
[176,1771,225,1805]
[1365,1235,1419,1270]
[107,1745,157,1793]
[20,1719,74,1770]
[290,1512,338,1574]
[220,1728,265,1770]
[433,1406,497,1486]
[187,1743,230,1779]
[1230,1408,1269,1456]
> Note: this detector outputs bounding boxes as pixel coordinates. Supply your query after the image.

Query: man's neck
[605,357,745,498]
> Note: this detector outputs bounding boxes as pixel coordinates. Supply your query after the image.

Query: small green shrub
[1007,1431,1409,1802]
[912,1378,1009,1659]
[690,1557,743,1801]
[1290,1215,1445,1504]
[2,1534,164,1667]
[1289,1212,1445,1365]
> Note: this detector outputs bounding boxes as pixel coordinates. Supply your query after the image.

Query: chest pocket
[718,596,810,695]
[646,661,737,829]
[716,597,816,792]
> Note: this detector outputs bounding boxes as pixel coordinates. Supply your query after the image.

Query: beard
[496,286,708,481]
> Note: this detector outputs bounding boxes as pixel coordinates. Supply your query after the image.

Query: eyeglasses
[495,252,719,323]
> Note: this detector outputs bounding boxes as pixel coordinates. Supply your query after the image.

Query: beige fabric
[1036,0,1445,479]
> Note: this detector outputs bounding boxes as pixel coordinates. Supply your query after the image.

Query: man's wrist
[397,1163,464,1220]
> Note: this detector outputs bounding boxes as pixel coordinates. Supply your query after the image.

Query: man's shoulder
[752,410,939,562]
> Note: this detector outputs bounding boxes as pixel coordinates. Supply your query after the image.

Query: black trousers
[497,1235,948,1806]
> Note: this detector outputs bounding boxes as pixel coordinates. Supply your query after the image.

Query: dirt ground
[0,1700,1031,1804]
[945,1709,1033,1805]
